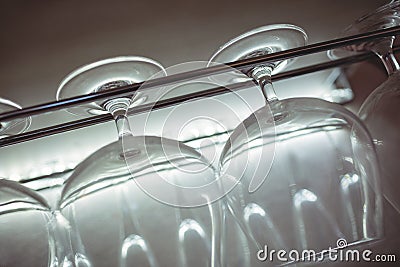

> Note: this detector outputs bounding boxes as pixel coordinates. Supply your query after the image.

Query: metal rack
[1,26,400,148]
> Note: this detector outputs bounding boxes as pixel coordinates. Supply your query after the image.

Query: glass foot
[56,56,166,116]
[0,98,31,138]
[208,24,307,76]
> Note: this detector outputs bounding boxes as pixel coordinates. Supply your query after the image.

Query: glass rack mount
[1,26,400,148]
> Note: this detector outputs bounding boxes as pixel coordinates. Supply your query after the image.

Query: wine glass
[0,97,31,138]
[0,99,87,266]
[56,56,223,267]
[209,24,382,266]
[328,1,400,258]
[328,0,400,216]
[0,178,87,267]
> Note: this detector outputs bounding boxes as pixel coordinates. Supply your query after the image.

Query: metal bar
[0,44,395,148]
[0,81,252,147]
[1,25,400,123]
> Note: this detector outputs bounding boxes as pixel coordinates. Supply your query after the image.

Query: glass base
[0,98,31,138]
[208,24,307,76]
[56,56,166,116]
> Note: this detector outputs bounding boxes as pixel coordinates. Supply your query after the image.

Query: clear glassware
[329,1,400,217]
[0,97,31,138]
[0,99,86,266]
[209,24,382,266]
[56,56,223,267]
[0,178,85,267]
[142,61,280,267]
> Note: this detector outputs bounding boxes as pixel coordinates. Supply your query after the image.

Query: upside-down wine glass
[209,24,382,266]
[329,0,400,216]
[56,56,223,267]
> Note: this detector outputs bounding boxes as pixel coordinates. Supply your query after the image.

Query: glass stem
[251,65,279,105]
[102,97,134,140]
[372,37,400,76]
[115,115,133,140]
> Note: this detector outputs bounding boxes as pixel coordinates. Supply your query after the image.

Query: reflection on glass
[119,186,158,267]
